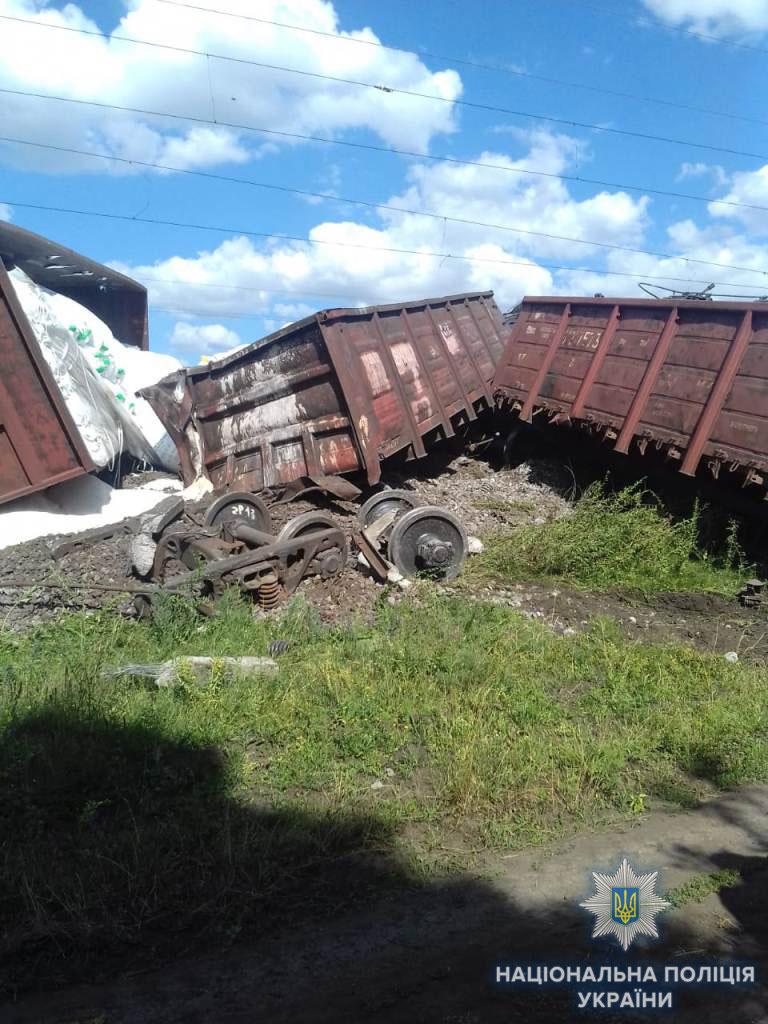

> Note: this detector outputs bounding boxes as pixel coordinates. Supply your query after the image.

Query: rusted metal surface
[353,529,391,582]
[0,221,149,349]
[152,503,348,608]
[0,261,95,506]
[0,223,152,507]
[142,292,506,494]
[493,295,768,486]
[738,579,765,608]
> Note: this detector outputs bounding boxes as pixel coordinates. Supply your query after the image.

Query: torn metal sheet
[141,292,507,494]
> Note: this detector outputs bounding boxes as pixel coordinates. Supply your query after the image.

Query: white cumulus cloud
[641,0,768,36]
[0,0,462,175]
[677,162,729,187]
[555,216,768,300]
[0,203,12,222]
[169,321,243,357]
[114,130,650,325]
[708,164,768,233]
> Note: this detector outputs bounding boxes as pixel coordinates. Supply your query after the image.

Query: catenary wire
[144,280,376,300]
[4,135,766,279]
[1,196,764,290]
[152,0,768,129]
[544,0,768,57]
[2,86,767,221]
[151,305,309,319]
[2,14,767,163]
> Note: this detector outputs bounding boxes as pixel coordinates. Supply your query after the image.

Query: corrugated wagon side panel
[0,263,93,506]
[324,314,411,471]
[705,310,768,471]
[583,307,668,423]
[143,291,506,494]
[637,309,741,451]
[321,292,504,484]
[493,295,768,484]
[496,304,562,399]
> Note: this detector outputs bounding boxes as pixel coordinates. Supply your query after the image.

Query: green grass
[474,483,748,595]
[666,869,742,908]
[1,589,768,990]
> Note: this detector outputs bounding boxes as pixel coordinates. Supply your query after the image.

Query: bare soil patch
[0,454,764,660]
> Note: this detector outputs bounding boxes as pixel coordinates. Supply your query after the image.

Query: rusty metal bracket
[353,529,392,582]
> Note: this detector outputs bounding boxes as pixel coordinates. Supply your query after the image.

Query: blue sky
[1,0,767,360]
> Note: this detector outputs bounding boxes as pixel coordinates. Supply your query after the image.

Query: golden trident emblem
[613,887,638,925]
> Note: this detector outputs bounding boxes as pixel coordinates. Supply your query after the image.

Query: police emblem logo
[581,859,669,951]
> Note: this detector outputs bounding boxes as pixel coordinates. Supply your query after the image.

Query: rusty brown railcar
[141,291,506,495]
[0,259,96,505]
[0,221,149,350]
[0,222,150,506]
[493,296,768,489]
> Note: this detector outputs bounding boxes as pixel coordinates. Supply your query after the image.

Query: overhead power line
[1,196,762,291]
[4,135,767,280]
[2,86,766,222]
[151,304,309,320]
[151,305,259,319]
[152,0,768,130]
[2,14,767,163]
[144,278,375,301]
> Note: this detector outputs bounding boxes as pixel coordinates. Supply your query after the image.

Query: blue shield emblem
[611,886,639,925]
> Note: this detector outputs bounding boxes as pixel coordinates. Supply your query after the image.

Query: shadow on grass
[0,707,418,995]
[2,708,768,1024]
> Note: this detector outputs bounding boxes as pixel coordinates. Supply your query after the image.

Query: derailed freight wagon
[493,295,768,494]
[141,292,506,497]
[0,222,149,506]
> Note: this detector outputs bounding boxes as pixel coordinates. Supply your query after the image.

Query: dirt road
[6,787,768,1024]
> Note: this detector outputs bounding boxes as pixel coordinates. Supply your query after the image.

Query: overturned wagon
[141,292,506,497]
[493,295,768,493]
[0,222,149,506]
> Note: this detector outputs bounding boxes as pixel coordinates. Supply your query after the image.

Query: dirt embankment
[0,453,569,630]
[0,453,765,658]
[453,581,768,661]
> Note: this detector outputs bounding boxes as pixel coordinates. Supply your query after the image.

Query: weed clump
[666,869,742,908]
[477,483,747,594]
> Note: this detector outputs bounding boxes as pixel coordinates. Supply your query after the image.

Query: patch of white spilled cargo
[9,268,182,472]
[0,474,181,551]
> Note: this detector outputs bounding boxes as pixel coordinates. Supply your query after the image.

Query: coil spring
[268,639,291,656]
[257,574,280,609]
